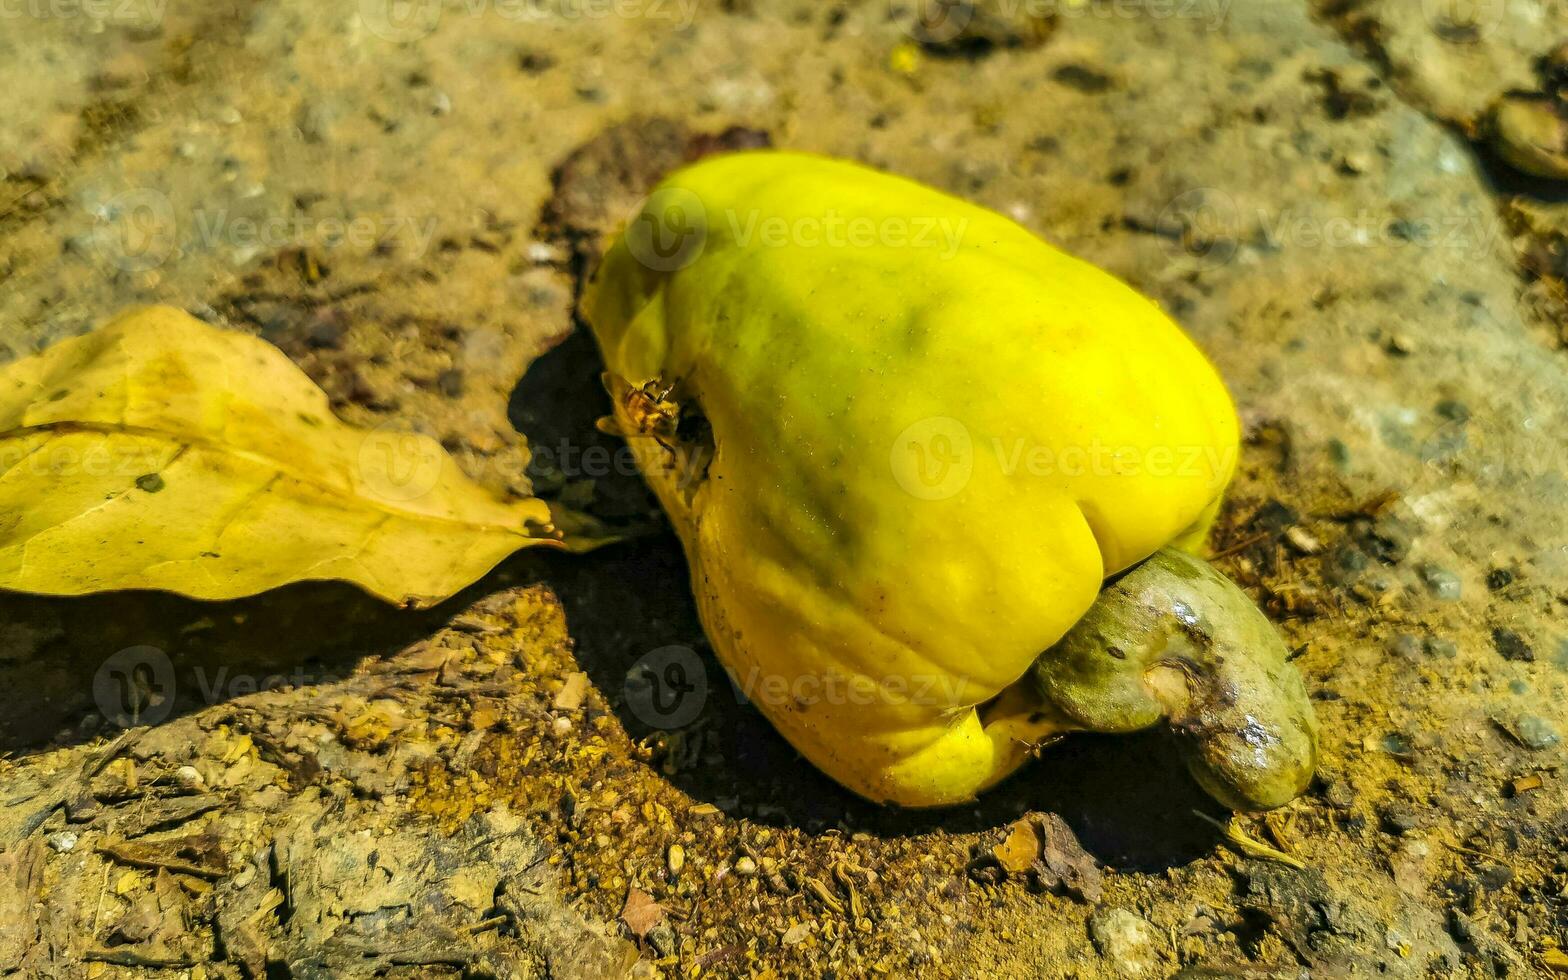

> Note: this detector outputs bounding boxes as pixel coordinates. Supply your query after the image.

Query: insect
[598,373,682,453]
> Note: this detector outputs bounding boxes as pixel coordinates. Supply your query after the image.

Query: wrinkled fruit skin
[583,151,1303,808]
[1033,549,1319,811]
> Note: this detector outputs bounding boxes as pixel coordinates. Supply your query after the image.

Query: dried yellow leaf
[0,307,579,606]
[993,818,1041,874]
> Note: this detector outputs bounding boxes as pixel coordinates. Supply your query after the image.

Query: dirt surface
[2,1,1567,977]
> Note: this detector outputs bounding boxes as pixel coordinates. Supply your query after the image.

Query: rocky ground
[1,0,1567,977]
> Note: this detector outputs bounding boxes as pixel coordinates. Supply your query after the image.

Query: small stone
[47,831,78,853]
[552,671,589,712]
[175,765,205,790]
[667,844,685,876]
[1386,332,1415,355]
[517,49,556,74]
[1053,64,1114,94]
[1388,633,1425,661]
[1339,150,1372,174]
[1493,628,1534,662]
[734,856,757,876]
[1425,637,1458,659]
[526,241,565,264]
[913,0,1055,57]
[1088,908,1161,976]
[1378,804,1419,835]
[1380,731,1416,759]
[1326,542,1370,585]
[1351,513,1411,564]
[296,101,336,144]
[1477,864,1513,891]
[1321,776,1356,809]
[551,715,573,737]
[647,922,678,957]
[1515,715,1560,750]
[305,317,347,349]
[1285,526,1322,555]
[1419,565,1461,601]
[1486,568,1514,591]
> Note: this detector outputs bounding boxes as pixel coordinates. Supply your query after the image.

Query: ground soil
[1,1,1566,977]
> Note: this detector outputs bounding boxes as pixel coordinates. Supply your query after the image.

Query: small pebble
[1424,638,1456,661]
[1321,777,1356,809]
[1088,907,1160,976]
[1388,633,1425,661]
[667,844,685,876]
[526,241,565,264]
[1516,715,1560,750]
[1419,565,1461,601]
[305,318,347,350]
[175,765,205,790]
[518,49,556,74]
[1380,731,1416,758]
[1486,568,1514,591]
[1339,150,1372,174]
[1378,805,1419,835]
[1492,628,1534,662]
[734,856,757,876]
[1285,526,1322,555]
[1477,864,1513,891]
[551,715,573,737]
[1386,333,1415,355]
[47,831,78,853]
[296,101,335,143]
[648,922,678,958]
